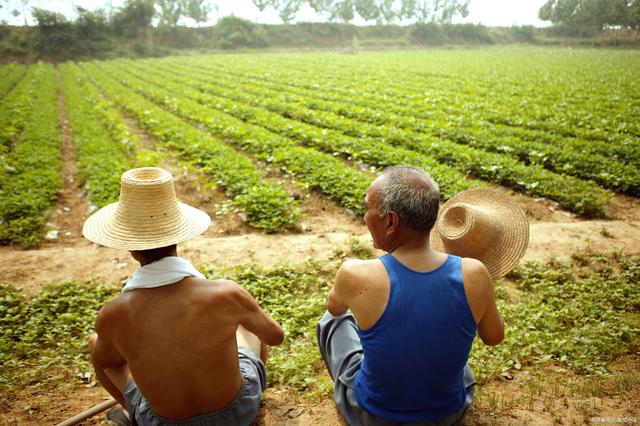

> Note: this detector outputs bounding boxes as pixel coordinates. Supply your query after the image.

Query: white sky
[0,0,549,27]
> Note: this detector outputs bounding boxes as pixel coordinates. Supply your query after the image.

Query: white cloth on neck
[122,256,205,293]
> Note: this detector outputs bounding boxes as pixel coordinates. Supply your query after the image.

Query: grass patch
[471,252,640,380]
[0,281,119,403]
[0,251,637,405]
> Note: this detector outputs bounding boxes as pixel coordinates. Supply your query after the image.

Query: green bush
[409,22,447,44]
[214,16,268,49]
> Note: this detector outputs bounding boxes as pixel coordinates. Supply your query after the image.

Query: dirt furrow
[41,66,90,248]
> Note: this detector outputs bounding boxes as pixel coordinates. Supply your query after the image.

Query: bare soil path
[42,67,90,248]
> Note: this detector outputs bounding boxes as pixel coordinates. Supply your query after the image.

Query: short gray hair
[377,166,440,232]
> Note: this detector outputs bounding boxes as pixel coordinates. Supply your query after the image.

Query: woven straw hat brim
[430,188,529,279]
[82,201,211,251]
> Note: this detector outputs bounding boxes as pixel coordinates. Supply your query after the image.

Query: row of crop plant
[120,59,610,217]
[59,63,136,208]
[0,65,47,155]
[78,62,301,233]
[221,50,640,145]
[85,61,378,217]
[0,64,27,100]
[110,60,482,200]
[181,54,639,167]
[166,57,640,193]
[0,64,63,247]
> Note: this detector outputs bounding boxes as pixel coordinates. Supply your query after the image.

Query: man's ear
[387,212,399,232]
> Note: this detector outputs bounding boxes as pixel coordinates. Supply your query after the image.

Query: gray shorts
[123,347,266,426]
[317,311,476,426]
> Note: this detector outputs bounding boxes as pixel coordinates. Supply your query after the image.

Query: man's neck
[385,233,447,272]
[135,248,179,266]
[388,237,431,258]
[384,229,429,255]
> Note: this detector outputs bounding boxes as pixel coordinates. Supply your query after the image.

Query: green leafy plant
[80,62,301,233]
[0,63,63,247]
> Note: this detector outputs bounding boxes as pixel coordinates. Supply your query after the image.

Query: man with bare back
[318,166,528,425]
[83,167,284,425]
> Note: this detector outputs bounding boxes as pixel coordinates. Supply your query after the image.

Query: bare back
[96,276,280,419]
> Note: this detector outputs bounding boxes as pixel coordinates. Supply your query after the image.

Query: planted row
[0,64,27,100]
[60,63,133,208]
[170,58,639,193]
[88,61,373,216]
[178,56,640,170]
[80,62,301,233]
[198,50,639,148]
[127,60,609,217]
[0,64,63,247]
[0,64,46,153]
[113,59,481,201]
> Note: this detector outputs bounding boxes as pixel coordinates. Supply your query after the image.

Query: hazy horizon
[0,0,549,27]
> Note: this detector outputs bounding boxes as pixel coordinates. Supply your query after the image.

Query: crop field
[1,47,639,424]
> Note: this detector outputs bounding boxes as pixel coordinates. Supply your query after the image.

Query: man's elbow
[327,298,348,317]
[480,329,504,346]
[265,324,285,346]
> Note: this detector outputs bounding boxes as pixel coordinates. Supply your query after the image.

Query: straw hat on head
[83,167,211,251]
[430,188,529,279]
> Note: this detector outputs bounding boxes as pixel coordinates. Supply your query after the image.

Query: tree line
[252,0,469,24]
[1,0,469,27]
[539,0,640,34]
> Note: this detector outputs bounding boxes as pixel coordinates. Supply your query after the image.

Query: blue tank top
[354,254,477,422]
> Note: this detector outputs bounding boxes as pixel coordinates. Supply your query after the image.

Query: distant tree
[184,0,211,25]
[631,0,640,29]
[32,8,75,55]
[399,0,469,23]
[539,0,637,31]
[155,0,211,27]
[157,0,184,27]
[355,0,382,22]
[112,0,155,39]
[1,0,31,24]
[253,0,302,23]
[75,6,112,54]
[377,0,397,23]
[215,15,268,48]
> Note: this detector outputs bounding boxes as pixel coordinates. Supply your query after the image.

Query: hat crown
[115,168,181,232]
[439,203,500,258]
[82,167,211,251]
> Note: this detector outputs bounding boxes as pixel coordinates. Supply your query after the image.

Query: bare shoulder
[461,257,490,276]
[338,259,384,276]
[460,257,492,296]
[95,295,127,335]
[190,277,256,309]
[337,258,385,282]
[336,258,387,294]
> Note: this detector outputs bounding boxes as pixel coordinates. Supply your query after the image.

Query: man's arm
[232,285,284,346]
[462,258,504,346]
[93,308,127,368]
[90,306,130,407]
[326,259,360,316]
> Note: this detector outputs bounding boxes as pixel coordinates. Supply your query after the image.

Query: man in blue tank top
[317,166,509,425]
